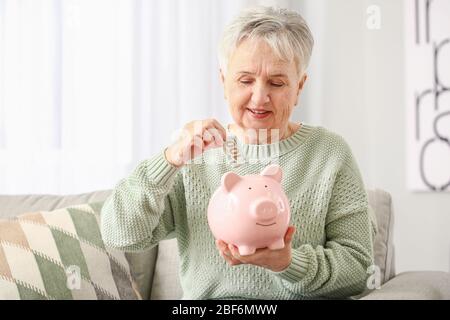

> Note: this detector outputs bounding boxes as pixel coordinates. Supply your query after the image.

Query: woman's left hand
[215,226,296,272]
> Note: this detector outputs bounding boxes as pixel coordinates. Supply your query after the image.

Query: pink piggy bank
[207,164,291,256]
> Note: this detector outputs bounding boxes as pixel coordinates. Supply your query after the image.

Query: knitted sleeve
[272,146,377,298]
[100,152,186,252]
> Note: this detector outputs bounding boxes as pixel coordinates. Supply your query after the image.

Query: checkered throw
[0,202,140,300]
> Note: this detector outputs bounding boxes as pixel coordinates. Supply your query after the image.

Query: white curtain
[0,0,308,195]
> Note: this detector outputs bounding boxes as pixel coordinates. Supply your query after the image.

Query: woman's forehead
[229,60,294,77]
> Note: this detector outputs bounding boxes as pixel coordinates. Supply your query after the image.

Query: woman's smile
[246,108,272,120]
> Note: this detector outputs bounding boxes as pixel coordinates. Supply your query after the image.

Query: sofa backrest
[0,190,113,219]
[0,188,395,300]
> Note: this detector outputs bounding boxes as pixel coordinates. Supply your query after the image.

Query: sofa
[0,188,449,300]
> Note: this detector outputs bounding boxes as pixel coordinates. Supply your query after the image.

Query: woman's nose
[250,83,270,106]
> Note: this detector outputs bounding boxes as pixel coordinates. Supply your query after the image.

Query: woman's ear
[294,73,308,106]
[297,74,308,93]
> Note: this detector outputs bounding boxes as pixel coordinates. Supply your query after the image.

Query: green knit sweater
[100,123,377,299]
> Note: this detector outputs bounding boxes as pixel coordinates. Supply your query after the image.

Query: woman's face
[221,38,307,139]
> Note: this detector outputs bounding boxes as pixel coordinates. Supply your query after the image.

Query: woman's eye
[239,80,252,85]
[271,82,284,87]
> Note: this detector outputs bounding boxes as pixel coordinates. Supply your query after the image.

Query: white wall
[298,0,450,273]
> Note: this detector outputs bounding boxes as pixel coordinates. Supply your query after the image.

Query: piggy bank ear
[260,164,282,182]
[222,172,242,193]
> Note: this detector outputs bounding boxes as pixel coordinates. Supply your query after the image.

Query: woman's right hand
[164,119,227,168]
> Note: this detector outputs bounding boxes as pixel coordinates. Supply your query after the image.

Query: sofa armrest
[360,271,450,300]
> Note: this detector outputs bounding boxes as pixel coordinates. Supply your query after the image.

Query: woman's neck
[228,122,301,145]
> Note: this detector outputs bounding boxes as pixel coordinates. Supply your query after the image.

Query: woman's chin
[243,121,272,131]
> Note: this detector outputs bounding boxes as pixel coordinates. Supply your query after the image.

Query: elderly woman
[101,6,377,299]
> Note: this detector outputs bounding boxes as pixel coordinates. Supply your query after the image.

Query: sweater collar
[225,123,314,160]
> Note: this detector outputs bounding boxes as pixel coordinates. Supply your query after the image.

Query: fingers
[284,226,296,245]
[215,239,228,252]
[208,128,225,147]
[190,119,226,152]
[215,240,242,266]
[201,130,215,152]
[228,243,245,261]
[203,128,224,150]
[202,129,214,143]
[209,119,227,142]
[220,251,242,266]
[203,120,225,150]
[167,119,228,167]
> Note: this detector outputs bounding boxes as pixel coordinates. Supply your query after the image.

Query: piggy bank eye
[248,187,252,190]
[264,185,267,188]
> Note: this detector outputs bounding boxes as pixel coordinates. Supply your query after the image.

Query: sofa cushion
[150,238,183,300]
[0,203,140,299]
[0,190,157,300]
[368,189,395,283]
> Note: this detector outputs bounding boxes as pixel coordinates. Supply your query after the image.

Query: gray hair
[218,6,314,76]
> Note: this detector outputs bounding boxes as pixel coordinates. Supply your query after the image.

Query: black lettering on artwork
[414,0,450,191]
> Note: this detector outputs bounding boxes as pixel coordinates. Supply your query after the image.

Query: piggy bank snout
[251,199,279,222]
